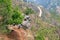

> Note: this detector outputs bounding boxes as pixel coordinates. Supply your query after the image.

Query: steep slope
[30,13,59,40]
[37,6,60,27]
[29,6,60,40]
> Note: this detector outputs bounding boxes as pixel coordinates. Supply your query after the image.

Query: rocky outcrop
[0,25,34,40]
[9,27,34,40]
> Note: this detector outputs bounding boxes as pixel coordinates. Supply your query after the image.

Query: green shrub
[7,8,24,24]
[24,7,34,15]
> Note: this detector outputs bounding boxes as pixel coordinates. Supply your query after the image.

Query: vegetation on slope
[0,0,24,34]
[30,15,59,40]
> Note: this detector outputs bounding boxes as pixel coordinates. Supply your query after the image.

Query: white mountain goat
[18,15,31,29]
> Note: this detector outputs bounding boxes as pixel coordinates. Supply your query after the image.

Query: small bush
[24,7,34,15]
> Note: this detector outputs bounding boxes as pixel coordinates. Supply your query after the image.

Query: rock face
[9,28,34,40]
[9,28,28,40]
[0,25,34,40]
